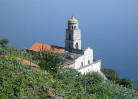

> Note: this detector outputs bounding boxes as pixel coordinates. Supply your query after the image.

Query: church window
[88,60,90,65]
[75,43,79,49]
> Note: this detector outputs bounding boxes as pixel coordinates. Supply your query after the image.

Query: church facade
[27,16,103,75]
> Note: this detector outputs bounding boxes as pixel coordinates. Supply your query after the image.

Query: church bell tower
[65,16,81,52]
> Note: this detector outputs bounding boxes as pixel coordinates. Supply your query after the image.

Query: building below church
[27,16,105,76]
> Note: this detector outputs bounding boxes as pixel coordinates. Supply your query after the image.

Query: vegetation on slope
[101,68,134,89]
[0,56,55,99]
[0,39,138,99]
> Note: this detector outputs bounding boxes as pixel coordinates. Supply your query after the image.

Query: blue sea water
[0,0,138,86]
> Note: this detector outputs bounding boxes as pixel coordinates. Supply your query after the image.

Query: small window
[81,62,83,66]
[72,26,73,30]
[88,60,90,65]
[75,43,79,49]
[74,26,76,29]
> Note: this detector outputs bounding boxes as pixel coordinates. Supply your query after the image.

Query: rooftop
[27,42,65,53]
[60,51,83,66]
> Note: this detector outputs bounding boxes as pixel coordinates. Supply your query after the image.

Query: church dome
[68,16,78,24]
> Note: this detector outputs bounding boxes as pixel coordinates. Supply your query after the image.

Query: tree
[38,50,62,73]
[118,78,133,89]
[0,39,8,48]
[101,68,119,81]
[0,39,8,55]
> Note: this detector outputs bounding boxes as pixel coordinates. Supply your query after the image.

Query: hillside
[0,45,138,99]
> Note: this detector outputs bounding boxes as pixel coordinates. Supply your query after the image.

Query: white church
[27,16,104,76]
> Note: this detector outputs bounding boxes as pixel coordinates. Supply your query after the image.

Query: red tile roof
[16,57,40,68]
[1,55,39,68]
[27,42,65,53]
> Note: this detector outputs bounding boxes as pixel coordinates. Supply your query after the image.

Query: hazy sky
[0,0,138,84]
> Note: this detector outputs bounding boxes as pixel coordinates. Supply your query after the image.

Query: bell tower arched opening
[75,43,79,49]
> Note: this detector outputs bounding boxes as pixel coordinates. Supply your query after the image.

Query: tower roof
[68,16,78,24]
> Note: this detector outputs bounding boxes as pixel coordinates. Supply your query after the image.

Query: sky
[0,0,138,85]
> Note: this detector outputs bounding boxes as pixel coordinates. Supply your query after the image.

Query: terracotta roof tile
[27,42,65,53]
[1,55,39,68]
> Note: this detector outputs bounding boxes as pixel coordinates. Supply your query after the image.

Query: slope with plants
[0,39,138,99]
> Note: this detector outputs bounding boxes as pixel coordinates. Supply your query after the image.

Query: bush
[0,39,8,48]
[38,50,62,73]
[56,68,84,97]
[0,56,54,99]
[101,68,119,81]
[84,72,103,94]
[118,78,133,89]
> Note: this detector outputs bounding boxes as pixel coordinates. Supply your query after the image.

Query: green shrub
[118,78,133,89]
[0,39,8,48]
[101,68,119,81]
[84,72,103,94]
[0,56,54,99]
[38,50,62,73]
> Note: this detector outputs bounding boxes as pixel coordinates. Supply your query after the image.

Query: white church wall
[73,47,94,69]
[84,47,93,65]
[78,61,101,74]
[74,55,84,69]
[64,60,101,75]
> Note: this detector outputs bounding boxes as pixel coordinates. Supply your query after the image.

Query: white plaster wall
[74,47,93,69]
[84,47,93,65]
[64,60,101,75]
[73,29,81,40]
[74,55,84,69]
[78,61,101,74]
[64,47,101,75]
[73,40,81,49]
[73,29,81,49]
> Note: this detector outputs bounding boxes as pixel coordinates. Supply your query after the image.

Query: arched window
[74,26,76,29]
[72,26,74,30]
[75,43,79,49]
